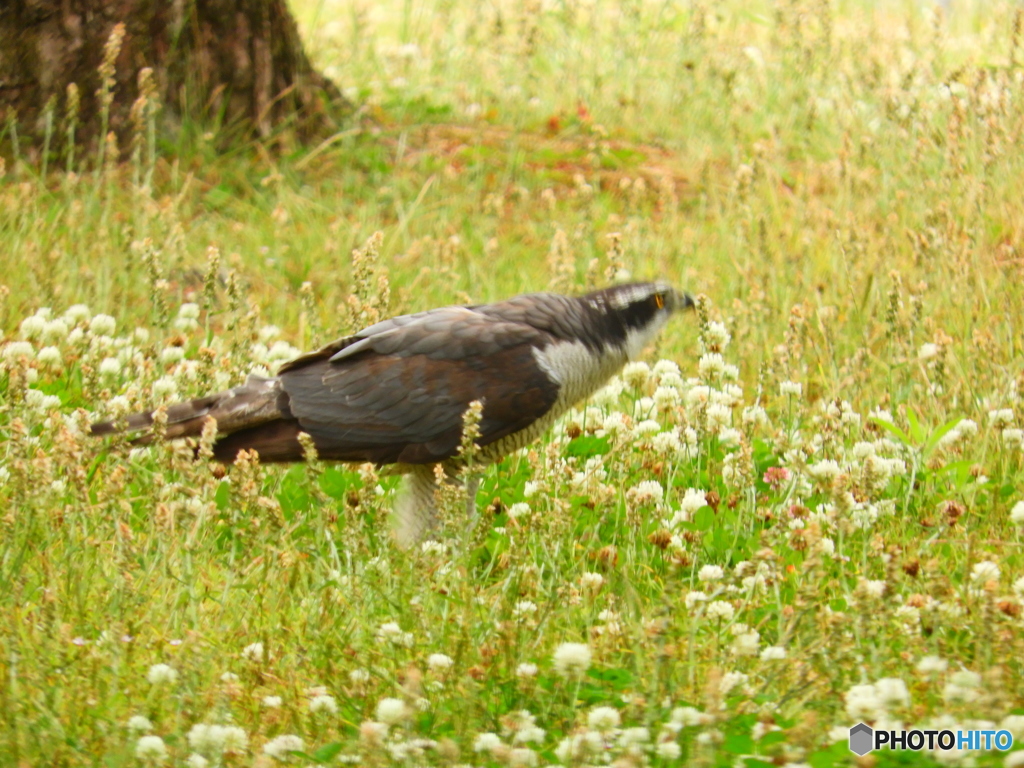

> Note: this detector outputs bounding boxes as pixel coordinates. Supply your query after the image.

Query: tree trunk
[0,0,347,152]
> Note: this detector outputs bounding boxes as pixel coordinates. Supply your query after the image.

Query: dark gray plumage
[91,282,691,542]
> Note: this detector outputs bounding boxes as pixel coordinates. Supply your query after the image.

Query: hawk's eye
[653,292,665,309]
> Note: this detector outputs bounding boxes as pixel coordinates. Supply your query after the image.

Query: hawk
[91,282,691,543]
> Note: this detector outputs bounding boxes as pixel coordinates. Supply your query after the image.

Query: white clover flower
[513,600,538,617]
[507,502,530,520]
[989,409,1015,428]
[151,376,178,401]
[704,321,731,350]
[684,591,708,610]
[971,560,1000,582]
[632,418,661,437]
[262,695,283,707]
[147,663,178,685]
[241,641,264,661]
[679,488,708,515]
[580,572,604,590]
[135,735,168,763]
[359,721,389,745]
[258,325,281,343]
[474,732,505,753]
[3,340,35,361]
[263,734,304,760]
[552,642,592,678]
[588,706,621,732]
[376,697,408,725]
[655,391,679,415]
[706,403,732,430]
[516,662,538,679]
[509,747,539,767]
[310,694,338,715]
[618,727,650,748]
[953,418,977,438]
[731,630,760,656]
[656,741,682,759]
[622,361,651,388]
[349,668,371,684]
[718,427,741,446]
[874,678,910,709]
[19,313,48,339]
[1004,429,1024,447]
[918,343,939,360]
[186,755,209,768]
[653,359,682,378]
[706,601,735,621]
[427,653,454,672]
[861,579,886,599]
[671,706,710,727]
[160,346,185,365]
[808,459,841,482]
[760,646,786,661]
[178,303,200,320]
[377,621,414,647]
[43,319,69,341]
[89,314,116,337]
[267,340,300,363]
[64,304,91,325]
[1010,502,1024,525]
[127,715,154,733]
[742,405,768,426]
[98,357,122,377]
[36,346,62,367]
[698,353,726,378]
[780,380,802,397]
[916,655,948,674]
[591,377,624,407]
[720,671,748,695]
[628,480,663,506]
[651,429,682,455]
[845,684,884,720]
[698,565,725,582]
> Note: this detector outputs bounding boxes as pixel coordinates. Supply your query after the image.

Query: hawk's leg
[393,464,439,547]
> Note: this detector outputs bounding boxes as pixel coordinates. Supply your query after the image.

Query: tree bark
[0,0,347,150]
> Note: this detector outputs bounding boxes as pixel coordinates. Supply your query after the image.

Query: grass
[3,0,1024,765]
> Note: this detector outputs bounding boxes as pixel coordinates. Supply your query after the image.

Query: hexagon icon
[849,722,874,756]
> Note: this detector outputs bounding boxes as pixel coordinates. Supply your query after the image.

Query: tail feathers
[90,375,288,450]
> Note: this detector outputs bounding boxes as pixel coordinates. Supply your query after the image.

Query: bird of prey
[91,282,691,543]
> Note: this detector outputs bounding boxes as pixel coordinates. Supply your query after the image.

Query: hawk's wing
[277,307,561,464]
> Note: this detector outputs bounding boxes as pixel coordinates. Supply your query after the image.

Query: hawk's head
[582,281,693,358]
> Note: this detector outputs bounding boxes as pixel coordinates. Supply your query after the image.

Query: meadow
[2,0,1024,765]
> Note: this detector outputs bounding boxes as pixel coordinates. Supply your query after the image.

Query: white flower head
[622,361,651,388]
[376,697,408,725]
[971,560,1000,583]
[1011,501,1024,525]
[588,706,621,732]
[427,653,454,672]
[147,663,178,685]
[127,715,154,733]
[698,565,725,582]
[780,380,802,398]
[552,642,592,678]
[263,734,304,760]
[516,662,538,679]
[309,694,338,715]
[89,314,116,337]
[241,641,264,662]
[135,735,168,763]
